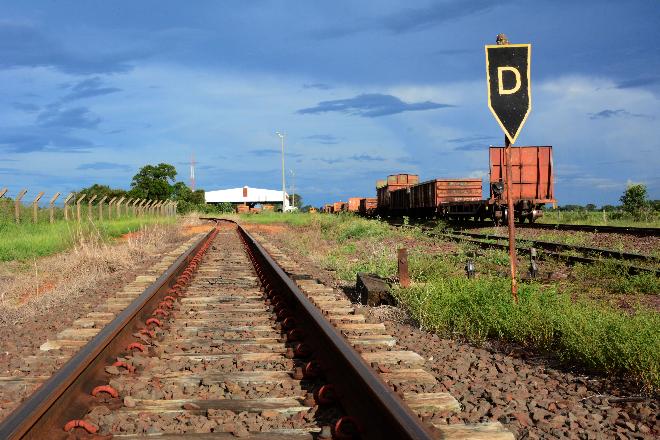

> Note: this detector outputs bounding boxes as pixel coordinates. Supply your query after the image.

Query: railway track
[388,220,658,275]
[449,221,660,237]
[439,231,659,276]
[386,217,660,237]
[0,221,512,439]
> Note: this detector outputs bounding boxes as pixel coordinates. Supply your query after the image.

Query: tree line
[78,163,233,214]
[558,184,658,219]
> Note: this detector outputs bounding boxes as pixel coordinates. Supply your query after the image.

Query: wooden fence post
[32,192,45,223]
[116,197,125,218]
[49,192,61,224]
[132,198,140,216]
[124,198,133,217]
[76,194,86,223]
[87,194,97,221]
[397,248,410,288]
[1,188,7,221]
[107,197,117,220]
[15,189,28,223]
[98,195,108,220]
[63,194,74,221]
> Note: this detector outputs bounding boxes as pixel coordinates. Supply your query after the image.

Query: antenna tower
[190,152,196,191]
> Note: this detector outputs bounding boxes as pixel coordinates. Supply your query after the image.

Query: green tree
[170,182,209,213]
[77,184,127,201]
[289,193,302,207]
[129,163,177,200]
[620,184,648,218]
[585,203,596,211]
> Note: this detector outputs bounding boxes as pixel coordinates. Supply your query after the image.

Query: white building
[205,186,293,211]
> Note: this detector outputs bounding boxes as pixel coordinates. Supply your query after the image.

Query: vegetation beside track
[0,216,176,261]
[238,212,660,390]
[538,209,660,228]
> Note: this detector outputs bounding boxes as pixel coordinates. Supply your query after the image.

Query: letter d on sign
[497,66,521,95]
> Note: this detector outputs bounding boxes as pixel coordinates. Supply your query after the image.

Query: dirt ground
[245,223,659,439]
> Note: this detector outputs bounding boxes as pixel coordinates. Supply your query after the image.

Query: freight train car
[488,146,554,222]
[363,146,555,222]
[333,201,347,213]
[407,178,483,217]
[358,197,378,216]
[376,174,419,211]
[347,197,363,212]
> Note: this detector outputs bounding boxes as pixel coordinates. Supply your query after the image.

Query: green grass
[0,216,175,261]
[572,260,660,295]
[539,209,660,228]
[393,256,660,389]
[238,211,314,227]
[396,282,659,389]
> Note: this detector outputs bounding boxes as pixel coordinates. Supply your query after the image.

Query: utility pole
[276,132,286,211]
[290,169,296,209]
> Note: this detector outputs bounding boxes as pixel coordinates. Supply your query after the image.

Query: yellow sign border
[485,44,532,144]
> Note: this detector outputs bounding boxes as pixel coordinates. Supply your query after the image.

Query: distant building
[205,186,293,211]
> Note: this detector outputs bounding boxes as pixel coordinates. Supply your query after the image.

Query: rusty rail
[0,229,216,439]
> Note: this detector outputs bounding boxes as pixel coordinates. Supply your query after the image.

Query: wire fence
[0,187,177,224]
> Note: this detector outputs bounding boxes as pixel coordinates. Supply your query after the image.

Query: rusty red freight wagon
[408,178,483,213]
[347,197,363,212]
[358,197,378,216]
[376,174,419,212]
[390,187,411,211]
[489,146,555,222]
[333,201,347,213]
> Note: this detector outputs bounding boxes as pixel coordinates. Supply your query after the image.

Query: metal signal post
[505,135,518,303]
[486,33,532,304]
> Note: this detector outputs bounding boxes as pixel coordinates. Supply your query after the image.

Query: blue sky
[1,0,659,206]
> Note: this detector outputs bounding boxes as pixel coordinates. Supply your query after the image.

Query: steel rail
[516,222,660,236]
[452,230,658,264]
[239,225,435,440]
[0,228,215,439]
[386,218,660,237]
[440,233,659,276]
